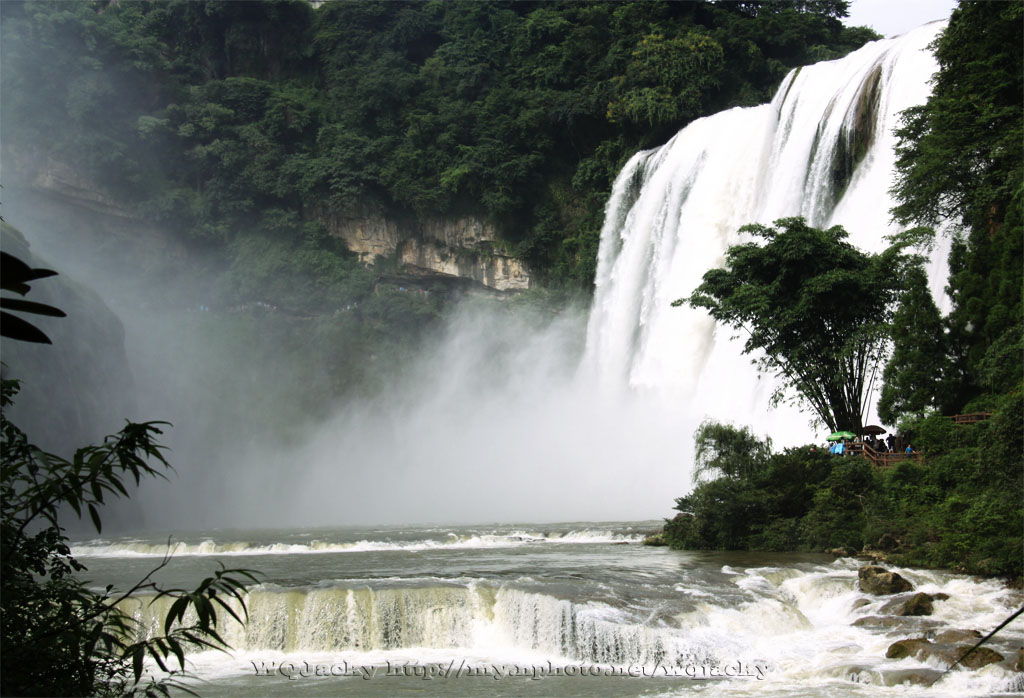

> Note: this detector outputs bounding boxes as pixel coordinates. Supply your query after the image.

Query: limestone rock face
[398,239,530,292]
[323,214,402,261]
[325,213,531,292]
[859,565,914,595]
[15,151,533,294]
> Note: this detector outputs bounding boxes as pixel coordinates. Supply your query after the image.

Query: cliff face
[13,154,532,295]
[323,213,532,293]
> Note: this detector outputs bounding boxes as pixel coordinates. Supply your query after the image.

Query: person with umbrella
[827,431,855,455]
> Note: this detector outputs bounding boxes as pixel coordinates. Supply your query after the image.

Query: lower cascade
[581,21,952,441]
[118,559,1022,694]
[125,585,698,664]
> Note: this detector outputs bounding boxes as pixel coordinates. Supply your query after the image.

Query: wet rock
[957,646,1004,669]
[825,546,857,557]
[880,591,945,616]
[854,615,941,632]
[932,628,981,645]
[851,598,871,610]
[859,565,914,595]
[641,534,667,547]
[886,638,1004,670]
[886,638,932,659]
[1015,648,1024,672]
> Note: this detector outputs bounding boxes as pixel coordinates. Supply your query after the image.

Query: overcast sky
[846,0,958,38]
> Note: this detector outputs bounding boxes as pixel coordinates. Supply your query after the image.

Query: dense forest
[662,1,1023,578]
[1,0,876,294]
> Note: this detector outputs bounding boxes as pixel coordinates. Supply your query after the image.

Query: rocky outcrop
[13,151,533,294]
[859,565,914,595]
[324,212,531,292]
[398,238,530,292]
[322,214,402,261]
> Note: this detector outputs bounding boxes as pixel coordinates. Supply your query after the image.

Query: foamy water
[77,523,1023,697]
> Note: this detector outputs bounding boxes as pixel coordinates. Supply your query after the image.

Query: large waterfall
[582,22,950,442]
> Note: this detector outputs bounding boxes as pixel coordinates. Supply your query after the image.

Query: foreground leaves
[1,378,259,697]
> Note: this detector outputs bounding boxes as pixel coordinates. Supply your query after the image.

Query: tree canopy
[888,0,1023,415]
[876,265,948,425]
[678,217,926,432]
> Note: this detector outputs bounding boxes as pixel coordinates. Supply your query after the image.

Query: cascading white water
[583,22,952,441]
[120,561,1023,694]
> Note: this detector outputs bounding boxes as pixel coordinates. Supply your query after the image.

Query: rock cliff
[12,152,532,295]
[323,212,531,293]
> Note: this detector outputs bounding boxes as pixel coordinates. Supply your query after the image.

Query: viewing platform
[846,443,922,468]
[950,412,992,425]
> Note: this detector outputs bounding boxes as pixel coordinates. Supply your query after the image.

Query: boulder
[932,628,980,645]
[956,646,1004,670]
[886,638,932,659]
[859,565,914,595]
[880,591,946,616]
[825,546,857,557]
[853,615,941,633]
[886,638,1004,670]
[641,533,668,547]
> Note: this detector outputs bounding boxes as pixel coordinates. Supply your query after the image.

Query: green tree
[678,217,923,432]
[691,419,772,482]
[890,0,1023,409]
[877,265,949,424]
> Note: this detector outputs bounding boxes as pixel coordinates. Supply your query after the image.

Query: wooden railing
[950,412,993,425]
[846,443,922,468]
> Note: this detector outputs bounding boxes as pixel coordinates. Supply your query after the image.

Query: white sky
[845,0,958,38]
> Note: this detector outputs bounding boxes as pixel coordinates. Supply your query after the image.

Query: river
[73,522,1022,696]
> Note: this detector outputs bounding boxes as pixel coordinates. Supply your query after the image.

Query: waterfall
[122,584,740,665]
[582,22,951,441]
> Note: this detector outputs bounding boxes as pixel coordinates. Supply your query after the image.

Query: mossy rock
[859,565,914,595]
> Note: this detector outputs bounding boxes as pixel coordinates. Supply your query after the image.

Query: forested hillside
[2,0,876,298]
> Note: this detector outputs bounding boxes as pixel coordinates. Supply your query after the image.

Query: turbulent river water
[74,523,1022,697]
